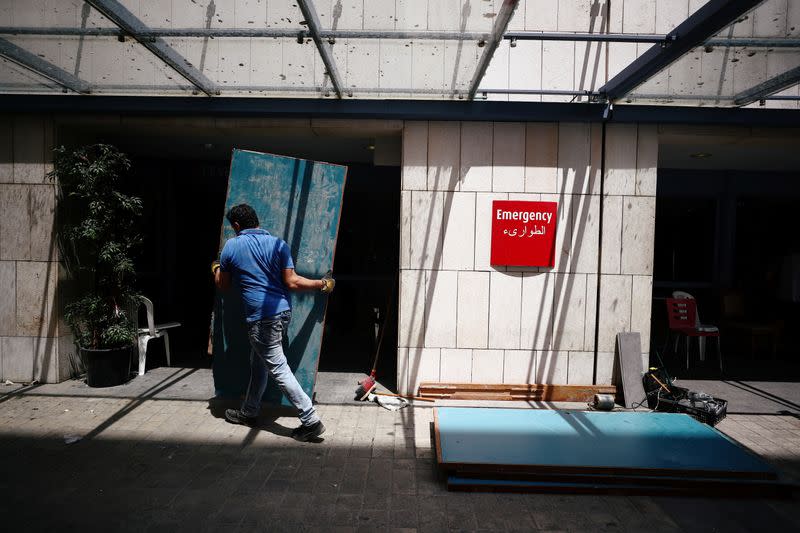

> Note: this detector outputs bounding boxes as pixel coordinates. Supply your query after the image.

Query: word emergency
[495,209,553,225]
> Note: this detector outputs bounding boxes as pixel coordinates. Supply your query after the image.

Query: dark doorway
[653,171,800,381]
[126,159,229,369]
[318,164,400,391]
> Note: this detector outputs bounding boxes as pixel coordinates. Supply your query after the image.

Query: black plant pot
[81,346,133,387]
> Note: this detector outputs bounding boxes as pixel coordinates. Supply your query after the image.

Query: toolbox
[643,369,728,426]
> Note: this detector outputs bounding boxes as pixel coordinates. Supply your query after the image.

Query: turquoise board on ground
[435,408,776,477]
[212,149,347,405]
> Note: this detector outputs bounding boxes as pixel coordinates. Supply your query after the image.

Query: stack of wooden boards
[419,382,616,402]
[434,407,791,496]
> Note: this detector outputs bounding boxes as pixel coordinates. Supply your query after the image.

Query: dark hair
[226,203,259,230]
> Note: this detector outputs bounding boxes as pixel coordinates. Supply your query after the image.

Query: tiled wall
[0,115,73,383]
[397,121,657,394]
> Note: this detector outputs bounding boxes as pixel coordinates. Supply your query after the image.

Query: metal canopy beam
[599,0,762,102]
[4,95,800,127]
[0,26,490,41]
[85,0,216,96]
[734,66,800,106]
[505,32,665,44]
[467,0,519,100]
[3,26,800,48]
[0,37,90,93]
[297,0,344,99]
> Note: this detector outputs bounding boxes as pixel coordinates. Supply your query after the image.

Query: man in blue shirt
[213,204,334,441]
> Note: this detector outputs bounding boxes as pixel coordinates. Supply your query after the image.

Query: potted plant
[50,144,143,387]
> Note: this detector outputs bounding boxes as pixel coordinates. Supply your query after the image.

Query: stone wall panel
[12,116,46,184]
[424,270,457,347]
[621,196,656,275]
[456,271,490,349]
[503,349,536,384]
[0,185,31,260]
[1,336,34,383]
[488,272,522,349]
[460,122,493,192]
[472,349,504,383]
[30,185,56,261]
[0,261,15,336]
[440,348,472,382]
[16,260,58,337]
[441,192,476,270]
[401,121,428,190]
[536,350,568,384]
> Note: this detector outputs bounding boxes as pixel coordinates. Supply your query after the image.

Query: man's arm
[212,260,231,291]
[215,268,231,291]
[283,268,325,291]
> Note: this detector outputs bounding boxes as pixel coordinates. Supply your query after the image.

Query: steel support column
[0,37,90,93]
[297,0,344,99]
[467,0,519,100]
[85,0,216,96]
[599,0,762,102]
[734,65,800,106]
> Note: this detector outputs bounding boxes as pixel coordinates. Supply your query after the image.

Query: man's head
[226,204,259,234]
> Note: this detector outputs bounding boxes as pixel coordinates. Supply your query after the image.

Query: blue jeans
[241,310,320,426]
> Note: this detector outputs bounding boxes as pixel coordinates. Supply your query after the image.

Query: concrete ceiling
[58,117,800,173]
[658,126,800,171]
[57,117,403,166]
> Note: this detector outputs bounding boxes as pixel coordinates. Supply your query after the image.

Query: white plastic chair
[136,296,181,376]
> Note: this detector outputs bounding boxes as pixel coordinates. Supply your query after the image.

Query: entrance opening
[57,121,400,387]
[317,163,399,390]
[653,165,800,381]
[127,158,229,369]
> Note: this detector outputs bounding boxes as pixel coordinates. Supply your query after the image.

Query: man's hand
[282,268,335,293]
[211,260,221,275]
[320,270,335,294]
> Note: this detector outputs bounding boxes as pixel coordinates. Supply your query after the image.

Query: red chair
[665,298,723,373]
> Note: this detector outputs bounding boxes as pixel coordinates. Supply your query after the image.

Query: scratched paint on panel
[212,149,347,404]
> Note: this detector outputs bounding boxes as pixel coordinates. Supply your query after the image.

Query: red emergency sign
[490,200,558,267]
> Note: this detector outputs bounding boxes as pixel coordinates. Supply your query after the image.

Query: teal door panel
[212,149,347,405]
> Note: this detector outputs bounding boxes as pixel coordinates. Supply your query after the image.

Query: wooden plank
[450,468,794,493]
[418,382,616,402]
[212,149,347,405]
[446,393,517,401]
[435,408,777,480]
[441,458,777,481]
[433,406,443,465]
[447,475,790,497]
[422,384,607,394]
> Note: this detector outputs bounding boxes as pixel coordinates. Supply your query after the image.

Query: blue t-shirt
[219,228,294,322]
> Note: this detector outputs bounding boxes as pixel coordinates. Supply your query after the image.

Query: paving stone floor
[1,368,799,532]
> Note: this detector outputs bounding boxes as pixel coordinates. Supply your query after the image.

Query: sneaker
[224,409,257,426]
[291,421,326,441]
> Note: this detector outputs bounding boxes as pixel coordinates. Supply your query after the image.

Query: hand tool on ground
[355,277,395,400]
